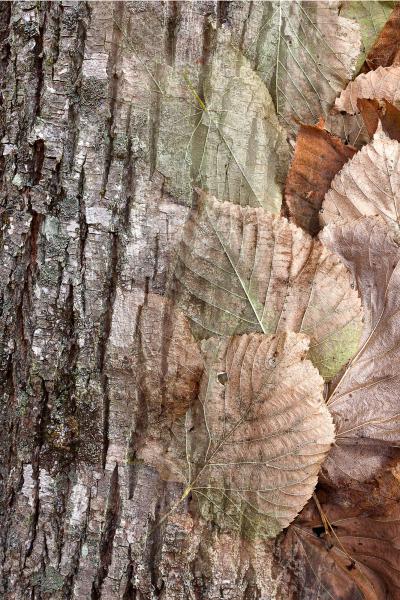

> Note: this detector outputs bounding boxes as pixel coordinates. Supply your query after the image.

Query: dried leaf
[321,128,400,228]
[285,121,356,235]
[238,1,361,131]
[321,216,400,480]
[335,65,400,114]
[365,3,400,69]
[324,65,400,148]
[358,98,400,141]
[282,464,400,600]
[136,293,204,423]
[156,32,289,211]
[341,1,395,70]
[133,294,204,481]
[324,110,370,149]
[172,193,363,380]
[197,31,290,212]
[185,332,334,539]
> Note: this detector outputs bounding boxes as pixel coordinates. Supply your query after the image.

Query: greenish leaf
[237,1,362,131]
[322,216,400,482]
[171,193,363,380]
[156,32,290,211]
[341,1,395,70]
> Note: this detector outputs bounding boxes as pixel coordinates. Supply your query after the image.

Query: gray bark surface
[0,2,296,598]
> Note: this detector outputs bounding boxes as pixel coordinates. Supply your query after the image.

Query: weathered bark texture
[0,2,309,598]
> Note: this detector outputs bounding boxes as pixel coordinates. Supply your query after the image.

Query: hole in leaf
[312,525,325,538]
[217,372,228,385]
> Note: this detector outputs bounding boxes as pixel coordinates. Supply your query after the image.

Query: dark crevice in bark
[66,9,88,172]
[54,474,71,569]
[16,209,42,364]
[0,1,11,183]
[166,1,179,66]
[32,139,45,185]
[149,71,161,179]
[47,159,62,214]
[77,160,87,315]
[128,287,150,499]
[239,1,253,51]
[91,464,121,599]
[99,231,119,469]
[189,15,214,210]
[159,298,174,420]
[217,1,230,26]
[48,3,61,76]
[34,13,45,120]
[147,480,167,596]
[0,356,16,596]
[101,3,122,197]
[123,104,135,230]
[24,376,49,563]
[101,374,111,470]
[122,546,136,599]
[64,486,92,599]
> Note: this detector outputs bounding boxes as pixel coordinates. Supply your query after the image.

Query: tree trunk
[0,2,292,598]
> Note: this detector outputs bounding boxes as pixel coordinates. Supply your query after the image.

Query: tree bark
[0,2,291,598]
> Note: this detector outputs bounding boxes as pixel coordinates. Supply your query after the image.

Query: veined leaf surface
[237,1,361,131]
[321,128,400,227]
[285,121,356,235]
[322,216,400,480]
[335,65,400,114]
[341,1,395,70]
[156,32,289,211]
[172,193,363,380]
[185,332,334,539]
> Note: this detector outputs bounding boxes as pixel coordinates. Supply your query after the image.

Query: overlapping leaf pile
[131,2,400,597]
[279,5,400,597]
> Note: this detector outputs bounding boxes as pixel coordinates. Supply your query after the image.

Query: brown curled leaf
[185,332,335,539]
[358,98,400,142]
[324,110,370,149]
[365,3,400,70]
[281,463,400,600]
[285,121,356,235]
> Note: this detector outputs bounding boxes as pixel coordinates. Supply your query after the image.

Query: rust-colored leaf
[365,3,400,70]
[335,65,400,114]
[358,98,400,141]
[285,122,356,235]
[281,463,400,600]
[186,332,334,539]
